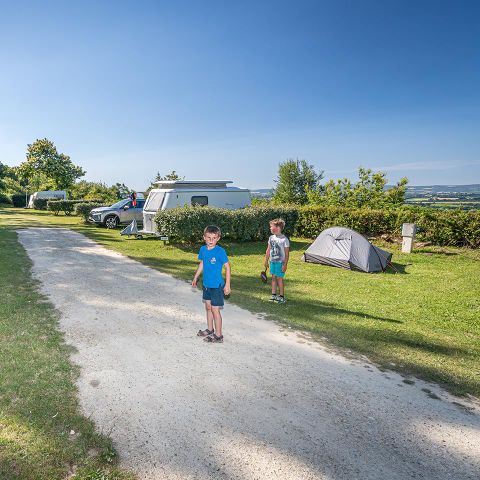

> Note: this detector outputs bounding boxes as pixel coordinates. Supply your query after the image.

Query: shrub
[295,205,397,238]
[74,202,106,222]
[152,204,479,247]
[0,192,12,205]
[11,194,28,207]
[33,198,49,210]
[295,205,480,248]
[47,199,87,215]
[155,206,299,242]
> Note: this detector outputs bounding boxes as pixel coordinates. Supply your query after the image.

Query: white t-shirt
[269,234,290,263]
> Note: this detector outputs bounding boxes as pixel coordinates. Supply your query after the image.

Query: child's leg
[271,274,277,295]
[205,301,214,331]
[277,277,285,297]
[211,306,222,336]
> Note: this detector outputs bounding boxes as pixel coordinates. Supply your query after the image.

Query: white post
[401,223,417,253]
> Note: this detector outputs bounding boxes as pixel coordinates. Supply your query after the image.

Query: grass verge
[0,225,135,480]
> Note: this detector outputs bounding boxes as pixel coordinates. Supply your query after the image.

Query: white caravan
[28,190,67,208]
[141,180,251,235]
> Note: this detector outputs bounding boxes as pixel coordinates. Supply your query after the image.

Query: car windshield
[144,192,165,211]
[110,199,130,209]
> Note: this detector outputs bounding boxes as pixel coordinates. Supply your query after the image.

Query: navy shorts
[202,286,224,307]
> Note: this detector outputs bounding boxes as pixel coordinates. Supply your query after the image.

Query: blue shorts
[270,261,285,278]
[202,286,224,307]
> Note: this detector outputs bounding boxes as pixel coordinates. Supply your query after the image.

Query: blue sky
[0,0,479,190]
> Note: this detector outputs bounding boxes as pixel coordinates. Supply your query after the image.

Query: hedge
[33,198,49,210]
[154,204,480,247]
[0,193,12,205]
[296,205,480,248]
[155,206,299,242]
[74,202,106,222]
[47,199,102,216]
[11,194,28,208]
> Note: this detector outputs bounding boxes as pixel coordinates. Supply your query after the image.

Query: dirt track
[18,228,480,480]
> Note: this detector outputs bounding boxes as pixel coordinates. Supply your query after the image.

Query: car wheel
[104,215,119,229]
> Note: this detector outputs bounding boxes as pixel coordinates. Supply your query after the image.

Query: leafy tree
[273,159,324,205]
[17,138,85,190]
[69,180,132,203]
[307,167,408,208]
[146,170,183,194]
[0,162,24,194]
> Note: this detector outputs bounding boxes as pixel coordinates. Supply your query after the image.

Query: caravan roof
[153,180,233,189]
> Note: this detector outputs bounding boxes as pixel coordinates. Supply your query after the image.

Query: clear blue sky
[1,0,479,190]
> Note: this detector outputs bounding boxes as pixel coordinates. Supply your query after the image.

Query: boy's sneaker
[277,295,286,304]
[270,294,278,302]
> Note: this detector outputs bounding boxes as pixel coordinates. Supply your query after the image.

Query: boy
[264,218,290,303]
[192,225,231,343]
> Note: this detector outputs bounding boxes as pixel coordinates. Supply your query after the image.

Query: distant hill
[404,184,480,195]
[251,185,480,197]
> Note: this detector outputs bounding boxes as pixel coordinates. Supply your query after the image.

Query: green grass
[0,216,135,479]
[1,207,480,401]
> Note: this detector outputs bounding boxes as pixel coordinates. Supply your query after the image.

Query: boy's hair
[269,218,285,230]
[204,225,221,236]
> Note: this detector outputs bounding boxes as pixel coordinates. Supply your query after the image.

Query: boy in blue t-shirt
[192,225,231,343]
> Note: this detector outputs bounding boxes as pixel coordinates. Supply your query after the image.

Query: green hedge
[154,204,479,247]
[33,198,49,210]
[295,205,479,248]
[11,194,28,208]
[155,206,299,242]
[0,193,12,205]
[47,199,102,216]
[74,202,106,222]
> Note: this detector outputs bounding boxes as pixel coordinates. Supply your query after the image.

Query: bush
[296,205,397,238]
[11,194,28,207]
[0,192,12,205]
[295,205,480,248]
[47,199,92,216]
[153,204,480,248]
[74,202,106,222]
[155,206,299,242]
[33,198,49,210]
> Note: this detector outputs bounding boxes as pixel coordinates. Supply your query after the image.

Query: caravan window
[145,192,165,211]
[191,196,208,206]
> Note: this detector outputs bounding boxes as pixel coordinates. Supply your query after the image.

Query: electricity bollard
[401,223,417,253]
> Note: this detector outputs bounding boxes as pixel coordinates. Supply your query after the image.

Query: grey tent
[302,227,393,273]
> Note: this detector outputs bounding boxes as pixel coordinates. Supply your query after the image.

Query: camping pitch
[302,227,393,273]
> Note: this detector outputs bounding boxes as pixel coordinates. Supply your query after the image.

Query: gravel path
[18,228,480,480]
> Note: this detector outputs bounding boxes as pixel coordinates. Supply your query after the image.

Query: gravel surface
[18,228,480,480]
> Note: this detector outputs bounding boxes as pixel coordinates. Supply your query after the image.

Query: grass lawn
[1,207,479,402]
[0,215,134,479]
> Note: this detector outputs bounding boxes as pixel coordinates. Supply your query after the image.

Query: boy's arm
[264,244,271,270]
[281,247,290,272]
[192,261,203,287]
[223,261,231,295]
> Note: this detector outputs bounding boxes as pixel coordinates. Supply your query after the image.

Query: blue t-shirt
[198,245,229,288]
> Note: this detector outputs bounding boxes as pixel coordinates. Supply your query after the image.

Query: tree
[0,162,23,194]
[307,167,408,209]
[146,170,183,194]
[69,180,132,202]
[273,159,324,205]
[17,138,85,190]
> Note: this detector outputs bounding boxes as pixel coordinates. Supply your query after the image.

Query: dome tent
[302,227,393,273]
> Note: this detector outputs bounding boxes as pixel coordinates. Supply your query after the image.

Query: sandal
[204,333,224,343]
[197,328,214,337]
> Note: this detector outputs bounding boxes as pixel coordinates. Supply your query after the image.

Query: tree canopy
[273,159,324,205]
[307,167,408,209]
[17,138,85,191]
[146,170,183,194]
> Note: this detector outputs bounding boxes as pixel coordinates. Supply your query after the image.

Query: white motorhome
[28,190,67,208]
[142,180,251,234]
